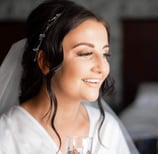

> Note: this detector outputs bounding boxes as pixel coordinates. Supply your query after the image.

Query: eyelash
[78,52,111,59]
[103,53,111,58]
[78,52,93,56]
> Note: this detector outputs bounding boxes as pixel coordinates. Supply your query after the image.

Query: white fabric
[0,39,139,154]
[0,104,130,154]
[85,100,139,154]
[0,39,26,115]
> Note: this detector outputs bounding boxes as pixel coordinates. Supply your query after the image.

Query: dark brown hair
[19,0,114,152]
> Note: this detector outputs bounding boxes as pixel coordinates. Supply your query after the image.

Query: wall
[0,0,158,106]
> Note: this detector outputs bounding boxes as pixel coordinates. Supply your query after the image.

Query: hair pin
[33,13,62,62]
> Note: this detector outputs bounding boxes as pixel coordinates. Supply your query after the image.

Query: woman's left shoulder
[83,101,119,126]
[83,101,118,121]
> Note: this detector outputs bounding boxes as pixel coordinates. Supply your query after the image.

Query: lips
[82,79,102,88]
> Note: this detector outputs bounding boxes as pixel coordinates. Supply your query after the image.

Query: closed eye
[103,53,111,57]
[103,53,111,61]
[78,52,93,56]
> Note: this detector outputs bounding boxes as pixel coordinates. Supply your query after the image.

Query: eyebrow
[72,42,109,49]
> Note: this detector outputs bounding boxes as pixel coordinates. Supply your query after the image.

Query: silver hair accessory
[33,13,62,62]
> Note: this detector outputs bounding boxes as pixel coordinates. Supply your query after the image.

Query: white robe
[0,104,130,154]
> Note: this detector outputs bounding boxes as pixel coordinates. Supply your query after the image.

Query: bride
[0,0,139,153]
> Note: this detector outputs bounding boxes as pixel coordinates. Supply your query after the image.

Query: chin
[81,90,99,102]
[85,95,99,102]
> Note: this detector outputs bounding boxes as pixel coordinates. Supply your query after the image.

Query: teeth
[83,79,100,83]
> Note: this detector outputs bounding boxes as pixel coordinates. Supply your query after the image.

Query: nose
[92,53,109,74]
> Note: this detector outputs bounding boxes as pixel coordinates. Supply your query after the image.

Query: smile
[83,79,100,83]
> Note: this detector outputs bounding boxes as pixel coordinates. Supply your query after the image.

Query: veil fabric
[0,39,139,154]
[0,39,26,115]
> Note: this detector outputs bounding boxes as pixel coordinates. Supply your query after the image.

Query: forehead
[62,19,108,49]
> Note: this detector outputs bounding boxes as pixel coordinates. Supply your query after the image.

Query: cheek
[102,61,110,80]
[56,61,84,85]
[107,63,110,76]
[52,61,85,99]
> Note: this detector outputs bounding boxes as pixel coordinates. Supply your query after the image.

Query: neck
[21,88,87,126]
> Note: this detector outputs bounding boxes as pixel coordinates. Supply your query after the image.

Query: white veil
[0,39,26,115]
[0,39,139,154]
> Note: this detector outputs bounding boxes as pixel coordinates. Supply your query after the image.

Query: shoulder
[83,102,130,153]
[83,101,119,124]
[83,101,122,134]
[0,106,26,139]
[0,106,22,135]
[0,105,21,123]
[0,106,21,151]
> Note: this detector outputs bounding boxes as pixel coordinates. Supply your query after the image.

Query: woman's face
[52,19,110,102]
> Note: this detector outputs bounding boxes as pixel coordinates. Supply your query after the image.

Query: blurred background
[0,0,158,153]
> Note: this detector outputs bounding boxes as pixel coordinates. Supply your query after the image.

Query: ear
[37,50,49,75]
